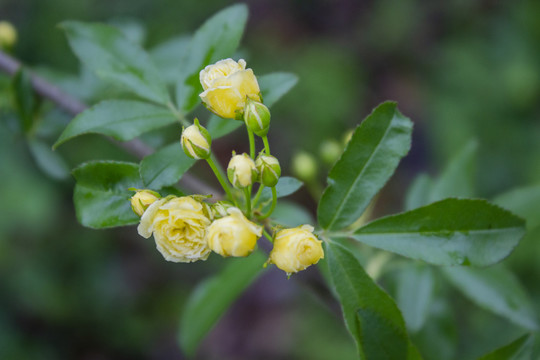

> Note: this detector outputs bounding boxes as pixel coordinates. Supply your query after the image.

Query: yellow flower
[206,207,263,257]
[227,153,258,188]
[130,189,160,217]
[0,21,17,48]
[137,196,212,263]
[199,58,261,120]
[181,119,212,159]
[269,225,324,274]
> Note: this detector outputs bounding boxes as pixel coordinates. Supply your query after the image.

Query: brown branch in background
[0,49,216,195]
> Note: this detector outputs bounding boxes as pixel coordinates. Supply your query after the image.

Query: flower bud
[181,119,211,159]
[0,21,17,49]
[269,225,324,275]
[319,139,342,165]
[244,98,270,137]
[130,189,161,217]
[227,153,258,188]
[206,207,263,257]
[291,151,317,182]
[255,154,281,187]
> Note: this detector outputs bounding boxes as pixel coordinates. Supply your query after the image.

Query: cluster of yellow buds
[130,58,324,275]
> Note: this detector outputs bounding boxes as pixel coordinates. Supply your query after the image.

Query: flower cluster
[130,58,324,275]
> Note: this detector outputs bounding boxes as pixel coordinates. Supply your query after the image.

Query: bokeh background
[1,0,540,359]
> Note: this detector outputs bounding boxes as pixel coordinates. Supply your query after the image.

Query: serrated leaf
[179,251,266,357]
[325,241,414,359]
[476,334,533,360]
[139,142,195,189]
[493,184,540,230]
[61,21,170,104]
[351,198,526,266]
[72,161,142,228]
[176,4,248,112]
[318,102,413,231]
[396,264,434,333]
[443,266,538,331]
[28,138,70,180]
[54,100,177,148]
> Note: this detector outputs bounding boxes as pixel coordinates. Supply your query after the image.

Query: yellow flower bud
[206,207,263,257]
[181,119,212,159]
[244,98,270,137]
[291,151,317,182]
[199,58,261,120]
[255,154,281,187]
[130,189,161,216]
[137,196,212,263]
[269,225,324,274]
[319,139,342,165]
[227,153,258,188]
[0,21,17,49]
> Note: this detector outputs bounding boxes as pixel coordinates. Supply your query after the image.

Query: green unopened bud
[255,154,281,187]
[0,21,17,49]
[244,98,270,137]
[130,189,161,216]
[181,118,212,159]
[319,139,342,165]
[291,151,317,182]
[227,153,258,188]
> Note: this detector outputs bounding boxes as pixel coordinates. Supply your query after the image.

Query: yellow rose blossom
[199,58,261,120]
[206,207,263,257]
[269,225,324,274]
[137,196,212,263]
[130,189,160,217]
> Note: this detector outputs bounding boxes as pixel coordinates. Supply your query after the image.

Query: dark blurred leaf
[396,264,435,333]
[476,334,532,360]
[269,201,314,228]
[443,266,538,331]
[493,184,540,230]
[11,69,37,133]
[139,142,195,189]
[206,115,243,139]
[72,161,142,228]
[351,199,526,266]
[179,251,266,357]
[429,139,477,202]
[258,72,298,107]
[259,176,303,204]
[318,102,413,230]
[54,100,177,148]
[28,138,70,180]
[61,21,170,104]
[404,173,433,210]
[176,4,248,112]
[325,241,413,359]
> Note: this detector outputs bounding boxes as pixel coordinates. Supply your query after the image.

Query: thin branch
[0,49,217,195]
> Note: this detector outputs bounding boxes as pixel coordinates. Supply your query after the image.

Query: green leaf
[476,334,533,360]
[11,69,37,133]
[28,138,70,180]
[61,21,169,104]
[318,102,413,230]
[176,4,248,112]
[139,142,195,189]
[258,72,298,107]
[150,35,191,82]
[404,173,433,211]
[179,251,266,357]
[259,176,303,204]
[443,266,538,331]
[351,198,526,266]
[205,72,297,139]
[54,100,177,148]
[72,161,142,228]
[493,184,540,230]
[325,241,412,359]
[269,201,314,228]
[396,264,434,333]
[429,139,477,202]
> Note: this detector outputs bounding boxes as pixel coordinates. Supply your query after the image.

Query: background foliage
[1,0,540,359]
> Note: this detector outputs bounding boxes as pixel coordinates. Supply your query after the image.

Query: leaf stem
[247,128,256,158]
[260,186,277,219]
[263,136,271,155]
[244,187,252,218]
[263,229,274,243]
[167,101,190,127]
[206,155,234,201]
[252,184,265,208]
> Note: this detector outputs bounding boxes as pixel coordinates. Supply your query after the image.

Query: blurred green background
[1,0,540,359]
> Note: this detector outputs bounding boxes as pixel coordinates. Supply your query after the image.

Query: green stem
[260,186,277,219]
[262,136,271,155]
[167,102,190,127]
[247,128,256,158]
[263,229,274,243]
[244,187,252,218]
[252,184,265,208]
[206,156,234,201]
